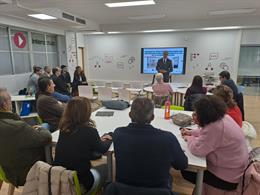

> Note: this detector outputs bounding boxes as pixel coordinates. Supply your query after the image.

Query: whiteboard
[86,30,240,82]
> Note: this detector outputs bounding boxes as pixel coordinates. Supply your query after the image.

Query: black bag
[102,100,130,110]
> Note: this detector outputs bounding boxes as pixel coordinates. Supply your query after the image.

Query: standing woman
[54,97,112,193]
[72,66,88,96]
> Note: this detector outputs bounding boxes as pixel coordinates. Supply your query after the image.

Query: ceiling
[1,0,260,32]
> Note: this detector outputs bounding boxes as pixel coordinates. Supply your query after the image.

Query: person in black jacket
[54,97,112,193]
[72,66,88,96]
[113,97,188,191]
[51,67,70,96]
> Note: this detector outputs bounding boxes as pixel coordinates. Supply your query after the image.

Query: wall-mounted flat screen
[141,47,187,74]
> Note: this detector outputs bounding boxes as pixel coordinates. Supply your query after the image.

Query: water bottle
[164,97,171,120]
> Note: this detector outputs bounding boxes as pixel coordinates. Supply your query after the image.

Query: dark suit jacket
[156,58,173,82]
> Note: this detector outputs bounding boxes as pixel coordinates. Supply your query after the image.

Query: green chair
[73,171,102,195]
[162,105,184,111]
[0,166,15,195]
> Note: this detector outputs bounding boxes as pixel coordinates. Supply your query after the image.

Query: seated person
[181,96,248,192]
[113,97,188,191]
[184,75,207,99]
[184,75,207,111]
[54,97,112,193]
[213,85,242,127]
[36,77,65,132]
[219,71,238,98]
[0,88,51,186]
[152,73,173,96]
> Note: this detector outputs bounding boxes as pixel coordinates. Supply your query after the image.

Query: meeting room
[0,1,260,195]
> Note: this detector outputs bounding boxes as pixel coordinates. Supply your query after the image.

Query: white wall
[85,30,241,83]
[0,73,31,94]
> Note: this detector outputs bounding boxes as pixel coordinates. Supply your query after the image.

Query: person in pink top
[181,95,248,191]
[152,73,173,96]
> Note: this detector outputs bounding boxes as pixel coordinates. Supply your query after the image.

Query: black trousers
[181,170,238,191]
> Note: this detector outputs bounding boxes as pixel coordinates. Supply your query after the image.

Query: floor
[1,95,259,195]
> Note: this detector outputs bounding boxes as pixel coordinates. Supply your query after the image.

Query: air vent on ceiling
[0,2,8,5]
[62,12,75,21]
[76,17,86,25]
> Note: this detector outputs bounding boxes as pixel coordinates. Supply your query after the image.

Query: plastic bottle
[164,97,171,119]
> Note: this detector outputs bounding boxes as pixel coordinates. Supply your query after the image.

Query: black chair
[184,94,206,111]
[235,93,245,121]
[104,182,177,195]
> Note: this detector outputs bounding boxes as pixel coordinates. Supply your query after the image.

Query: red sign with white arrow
[13,32,27,48]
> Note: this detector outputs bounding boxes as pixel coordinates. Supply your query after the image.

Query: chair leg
[0,180,3,190]
[7,184,15,195]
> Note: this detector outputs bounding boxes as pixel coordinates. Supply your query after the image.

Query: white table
[11,95,37,118]
[144,83,213,106]
[52,107,206,195]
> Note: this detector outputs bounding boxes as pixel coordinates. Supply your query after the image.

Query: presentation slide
[141,47,187,75]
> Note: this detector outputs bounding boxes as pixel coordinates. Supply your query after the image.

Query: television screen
[141,47,187,75]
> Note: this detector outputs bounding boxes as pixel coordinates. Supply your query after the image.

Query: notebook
[95,111,114,117]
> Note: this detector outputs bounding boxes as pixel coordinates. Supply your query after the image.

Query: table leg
[107,151,113,182]
[195,170,204,195]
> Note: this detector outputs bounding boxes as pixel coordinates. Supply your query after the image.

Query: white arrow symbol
[18,35,23,46]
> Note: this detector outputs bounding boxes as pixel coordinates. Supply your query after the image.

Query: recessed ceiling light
[202,26,241,30]
[107,32,121,34]
[28,14,57,20]
[105,0,155,8]
[128,14,165,20]
[208,8,256,16]
[85,32,105,35]
[142,29,175,33]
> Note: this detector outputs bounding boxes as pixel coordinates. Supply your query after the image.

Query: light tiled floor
[1,95,259,195]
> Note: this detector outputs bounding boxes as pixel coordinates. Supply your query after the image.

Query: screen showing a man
[156,51,173,82]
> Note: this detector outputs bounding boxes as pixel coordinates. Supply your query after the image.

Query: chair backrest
[105,82,112,88]
[235,93,245,120]
[98,87,113,101]
[78,85,94,99]
[184,93,206,111]
[123,83,131,89]
[130,82,143,89]
[0,166,8,182]
[152,95,168,108]
[118,89,131,102]
[104,182,174,195]
[112,82,123,88]
[95,80,105,87]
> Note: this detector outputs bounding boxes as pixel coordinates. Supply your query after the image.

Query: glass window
[0,26,10,51]
[10,29,29,51]
[0,52,12,75]
[33,53,47,68]
[13,53,31,74]
[32,33,46,52]
[46,35,57,52]
[47,53,58,67]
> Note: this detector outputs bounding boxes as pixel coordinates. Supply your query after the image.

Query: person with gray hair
[112,97,188,192]
[0,88,51,186]
[152,73,173,97]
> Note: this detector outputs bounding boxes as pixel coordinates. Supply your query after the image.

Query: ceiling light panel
[105,0,155,8]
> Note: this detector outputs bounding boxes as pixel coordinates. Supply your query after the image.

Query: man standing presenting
[156,51,173,83]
